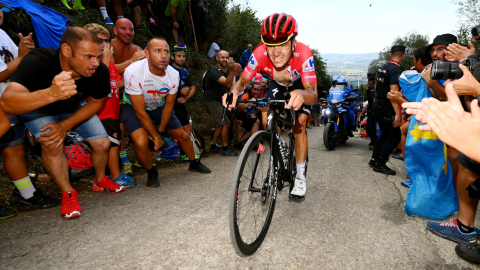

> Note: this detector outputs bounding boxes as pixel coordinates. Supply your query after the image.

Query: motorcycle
[321,87,359,150]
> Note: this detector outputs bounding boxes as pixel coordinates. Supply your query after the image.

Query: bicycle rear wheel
[229,131,277,256]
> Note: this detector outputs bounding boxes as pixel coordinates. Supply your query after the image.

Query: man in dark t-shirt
[0,27,125,219]
[204,50,237,156]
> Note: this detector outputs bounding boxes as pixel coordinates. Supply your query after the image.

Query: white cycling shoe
[289,178,306,198]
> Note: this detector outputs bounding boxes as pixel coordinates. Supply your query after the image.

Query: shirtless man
[111,18,145,74]
[111,18,146,175]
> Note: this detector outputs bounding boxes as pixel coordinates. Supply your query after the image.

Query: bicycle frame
[258,106,294,190]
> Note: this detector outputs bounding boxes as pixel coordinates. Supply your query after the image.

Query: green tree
[452,0,480,47]
[368,31,429,73]
[220,2,262,59]
[311,48,331,97]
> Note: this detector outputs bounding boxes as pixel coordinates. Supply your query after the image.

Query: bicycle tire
[229,131,277,256]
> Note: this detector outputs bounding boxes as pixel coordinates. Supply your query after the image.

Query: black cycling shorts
[264,80,311,116]
[458,152,480,175]
[235,111,258,131]
[166,17,185,36]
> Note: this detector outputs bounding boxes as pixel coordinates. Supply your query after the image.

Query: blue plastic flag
[0,0,73,48]
[402,72,458,220]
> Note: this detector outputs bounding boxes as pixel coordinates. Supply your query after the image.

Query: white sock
[99,7,109,19]
[296,162,306,181]
[13,176,36,199]
[117,15,124,19]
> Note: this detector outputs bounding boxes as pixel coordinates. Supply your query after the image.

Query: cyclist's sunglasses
[261,33,293,46]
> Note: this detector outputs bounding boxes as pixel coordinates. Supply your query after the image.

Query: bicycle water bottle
[189,117,193,126]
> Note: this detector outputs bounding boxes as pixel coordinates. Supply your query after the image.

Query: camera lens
[431,62,463,80]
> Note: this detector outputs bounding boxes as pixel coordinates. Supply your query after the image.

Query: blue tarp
[0,0,72,48]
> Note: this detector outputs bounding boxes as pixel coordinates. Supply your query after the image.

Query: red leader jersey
[242,42,317,85]
[96,60,121,120]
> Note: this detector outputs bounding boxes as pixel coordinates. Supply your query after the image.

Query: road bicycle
[227,92,308,256]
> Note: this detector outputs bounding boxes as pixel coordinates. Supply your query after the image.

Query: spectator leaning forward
[0,27,126,219]
[0,6,60,219]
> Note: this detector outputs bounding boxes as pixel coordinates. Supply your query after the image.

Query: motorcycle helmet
[337,77,348,84]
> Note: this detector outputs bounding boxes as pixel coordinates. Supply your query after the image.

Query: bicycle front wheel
[229,131,277,256]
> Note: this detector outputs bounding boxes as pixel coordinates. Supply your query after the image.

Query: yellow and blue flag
[400,72,458,220]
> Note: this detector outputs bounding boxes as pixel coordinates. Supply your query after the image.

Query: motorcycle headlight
[326,109,330,115]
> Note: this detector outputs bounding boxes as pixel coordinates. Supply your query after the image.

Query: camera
[430,54,480,81]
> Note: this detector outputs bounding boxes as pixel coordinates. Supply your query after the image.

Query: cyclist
[224,13,318,198]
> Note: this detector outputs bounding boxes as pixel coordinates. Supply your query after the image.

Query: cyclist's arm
[286,82,317,110]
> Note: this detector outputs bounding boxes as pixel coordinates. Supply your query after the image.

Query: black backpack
[202,66,221,92]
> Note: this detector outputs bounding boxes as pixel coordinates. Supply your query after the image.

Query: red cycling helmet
[261,13,298,46]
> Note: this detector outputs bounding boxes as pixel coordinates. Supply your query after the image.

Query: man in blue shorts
[0,27,125,219]
[121,37,211,188]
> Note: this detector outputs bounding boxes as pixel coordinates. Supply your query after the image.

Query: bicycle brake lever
[222,92,234,122]
[283,92,301,128]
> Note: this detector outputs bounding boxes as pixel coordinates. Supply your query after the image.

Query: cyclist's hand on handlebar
[285,90,304,111]
[222,91,238,110]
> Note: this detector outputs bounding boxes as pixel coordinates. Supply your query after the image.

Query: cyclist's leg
[293,112,308,164]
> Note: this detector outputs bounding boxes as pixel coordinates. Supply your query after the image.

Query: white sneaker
[290,178,306,198]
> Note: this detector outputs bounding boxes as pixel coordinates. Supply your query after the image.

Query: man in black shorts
[0,27,125,219]
[165,0,188,44]
[189,0,208,54]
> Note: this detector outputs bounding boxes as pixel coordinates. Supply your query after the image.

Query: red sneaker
[92,176,125,193]
[61,190,82,219]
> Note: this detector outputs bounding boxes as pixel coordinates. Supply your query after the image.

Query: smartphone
[229,52,233,57]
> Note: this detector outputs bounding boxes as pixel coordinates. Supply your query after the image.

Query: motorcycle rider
[330,77,357,137]
[368,45,405,175]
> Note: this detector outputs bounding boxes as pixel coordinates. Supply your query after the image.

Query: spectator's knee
[176,131,190,143]
[133,134,149,150]
[40,142,64,156]
[90,137,110,153]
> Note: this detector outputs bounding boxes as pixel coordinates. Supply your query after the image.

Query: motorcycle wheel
[323,122,337,150]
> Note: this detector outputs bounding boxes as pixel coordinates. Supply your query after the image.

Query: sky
[235,0,460,55]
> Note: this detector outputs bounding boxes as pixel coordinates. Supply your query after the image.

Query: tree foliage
[368,31,429,73]
[218,2,262,59]
[453,0,480,47]
[311,48,331,96]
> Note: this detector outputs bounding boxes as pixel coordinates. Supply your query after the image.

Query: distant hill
[322,53,379,86]
[322,53,378,64]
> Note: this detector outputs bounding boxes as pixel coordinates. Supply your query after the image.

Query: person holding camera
[204,50,238,156]
[368,45,405,175]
